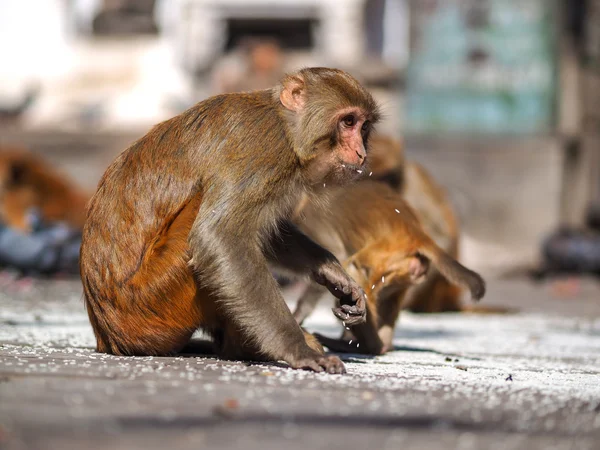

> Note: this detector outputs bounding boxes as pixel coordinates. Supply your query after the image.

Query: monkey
[359,135,493,314]
[80,68,380,374]
[363,134,406,190]
[0,147,89,232]
[213,38,285,94]
[291,181,486,355]
[400,162,464,313]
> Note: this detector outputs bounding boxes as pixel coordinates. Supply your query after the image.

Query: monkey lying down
[80,68,380,374]
[0,147,89,232]
[292,181,486,355]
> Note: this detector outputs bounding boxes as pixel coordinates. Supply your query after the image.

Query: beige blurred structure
[401,0,600,275]
[0,0,407,132]
[1,0,598,278]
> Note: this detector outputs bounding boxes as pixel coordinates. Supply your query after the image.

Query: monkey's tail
[418,242,486,302]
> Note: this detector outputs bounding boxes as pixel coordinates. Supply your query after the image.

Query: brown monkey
[213,39,285,94]
[362,135,468,313]
[0,147,89,231]
[80,68,380,373]
[292,181,485,355]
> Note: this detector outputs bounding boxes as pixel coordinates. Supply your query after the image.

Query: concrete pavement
[1,276,599,450]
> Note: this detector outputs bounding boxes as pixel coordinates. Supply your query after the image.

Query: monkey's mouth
[339,163,365,177]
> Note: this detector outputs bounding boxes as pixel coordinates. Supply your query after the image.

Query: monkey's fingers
[333,286,367,323]
[288,355,346,374]
[319,355,346,374]
[332,307,366,326]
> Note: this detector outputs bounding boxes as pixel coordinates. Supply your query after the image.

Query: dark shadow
[179,338,217,357]
[115,412,586,439]
[390,345,482,361]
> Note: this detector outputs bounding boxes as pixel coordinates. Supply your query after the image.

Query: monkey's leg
[84,195,207,357]
[315,301,385,355]
[215,324,325,367]
[312,308,382,355]
[313,266,384,356]
[292,283,328,325]
[374,288,407,354]
[340,263,385,355]
[266,220,367,325]
[189,220,345,373]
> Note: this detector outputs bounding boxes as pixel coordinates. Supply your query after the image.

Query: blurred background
[0,0,599,279]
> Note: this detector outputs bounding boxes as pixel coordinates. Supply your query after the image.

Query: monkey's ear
[280,76,306,112]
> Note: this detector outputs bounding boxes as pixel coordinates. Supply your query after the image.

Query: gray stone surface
[405,136,564,275]
[1,276,599,450]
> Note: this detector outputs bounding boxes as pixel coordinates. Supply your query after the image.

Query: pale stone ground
[0,275,599,450]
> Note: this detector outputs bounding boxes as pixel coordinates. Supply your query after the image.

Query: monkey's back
[80,114,205,356]
[312,181,426,254]
[80,92,292,356]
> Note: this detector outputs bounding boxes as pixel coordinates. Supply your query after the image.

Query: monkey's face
[302,107,373,187]
[278,68,380,187]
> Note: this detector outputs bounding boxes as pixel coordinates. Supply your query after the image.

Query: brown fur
[0,147,89,231]
[80,68,380,373]
[364,136,468,313]
[293,181,486,355]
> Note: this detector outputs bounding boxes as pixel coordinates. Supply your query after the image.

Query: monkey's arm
[189,212,343,372]
[266,220,366,325]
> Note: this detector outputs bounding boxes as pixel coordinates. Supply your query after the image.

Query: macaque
[365,135,465,313]
[0,147,89,231]
[292,181,486,355]
[213,39,285,94]
[80,68,380,373]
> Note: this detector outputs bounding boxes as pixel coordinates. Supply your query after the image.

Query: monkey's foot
[288,355,346,374]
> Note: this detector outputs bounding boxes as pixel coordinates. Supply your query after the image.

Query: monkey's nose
[356,150,366,164]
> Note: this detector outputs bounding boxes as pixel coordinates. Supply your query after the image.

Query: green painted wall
[406,0,557,134]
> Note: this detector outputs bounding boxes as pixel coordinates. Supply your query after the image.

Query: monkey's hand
[312,262,367,326]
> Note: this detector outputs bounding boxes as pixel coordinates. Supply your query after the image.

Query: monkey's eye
[342,115,356,127]
[362,121,371,132]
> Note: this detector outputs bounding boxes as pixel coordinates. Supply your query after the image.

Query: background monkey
[80,68,380,374]
[0,147,89,232]
[364,135,477,314]
[292,181,485,355]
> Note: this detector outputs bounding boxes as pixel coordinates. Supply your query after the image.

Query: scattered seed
[395,209,400,213]
[369,172,373,176]
[445,357,452,362]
